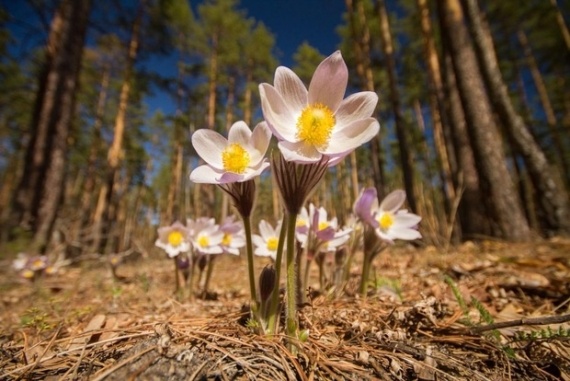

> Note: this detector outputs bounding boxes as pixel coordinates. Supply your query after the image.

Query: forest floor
[1,238,569,380]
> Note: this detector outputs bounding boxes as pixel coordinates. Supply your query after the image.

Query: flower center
[198,235,210,248]
[222,143,250,174]
[222,233,232,246]
[378,213,394,230]
[266,237,278,251]
[296,103,336,148]
[168,231,184,247]
[318,221,329,231]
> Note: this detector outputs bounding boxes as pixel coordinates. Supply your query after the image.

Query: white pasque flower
[155,221,191,258]
[252,219,283,261]
[259,50,379,165]
[219,215,245,256]
[373,190,422,242]
[191,218,224,255]
[190,121,271,184]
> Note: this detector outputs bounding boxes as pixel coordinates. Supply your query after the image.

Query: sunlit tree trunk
[550,0,570,50]
[462,0,570,236]
[92,8,141,252]
[377,0,417,212]
[438,0,530,240]
[344,0,385,197]
[417,0,456,207]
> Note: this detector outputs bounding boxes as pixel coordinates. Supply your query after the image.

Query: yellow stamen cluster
[222,233,232,246]
[318,221,329,231]
[198,235,210,248]
[296,103,335,148]
[222,143,250,174]
[266,237,278,251]
[378,213,394,230]
[167,231,184,247]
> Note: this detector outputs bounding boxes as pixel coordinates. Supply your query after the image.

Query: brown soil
[1,238,569,380]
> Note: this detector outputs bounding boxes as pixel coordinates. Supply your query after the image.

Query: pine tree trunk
[462,0,570,236]
[438,0,530,241]
[377,0,417,212]
[517,29,569,188]
[12,0,91,251]
[93,8,141,252]
[345,0,385,196]
[550,0,570,50]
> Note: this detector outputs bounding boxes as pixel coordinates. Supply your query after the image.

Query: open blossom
[155,221,191,258]
[190,218,224,255]
[297,204,352,253]
[259,50,379,165]
[190,121,271,184]
[253,219,283,260]
[219,215,245,255]
[355,188,422,243]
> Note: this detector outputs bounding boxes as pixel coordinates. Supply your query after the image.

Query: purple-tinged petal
[274,66,308,114]
[190,165,224,183]
[192,129,227,168]
[308,51,348,111]
[324,118,380,155]
[259,83,298,141]
[228,121,252,144]
[380,190,406,213]
[278,141,322,163]
[335,92,378,125]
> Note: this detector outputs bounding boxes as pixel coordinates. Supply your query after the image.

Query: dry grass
[1,238,569,380]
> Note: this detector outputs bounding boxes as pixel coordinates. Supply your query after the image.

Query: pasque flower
[253,219,284,260]
[219,215,245,256]
[155,221,191,258]
[190,121,271,184]
[355,188,422,243]
[259,50,379,165]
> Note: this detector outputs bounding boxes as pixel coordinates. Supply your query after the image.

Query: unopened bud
[259,264,276,302]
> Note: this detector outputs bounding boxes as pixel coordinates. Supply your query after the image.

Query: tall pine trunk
[438,0,530,241]
[12,0,91,251]
[92,8,141,252]
[462,0,570,236]
[377,0,417,212]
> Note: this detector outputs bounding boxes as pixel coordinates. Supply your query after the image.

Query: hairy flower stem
[285,211,299,343]
[203,255,216,297]
[266,214,288,334]
[359,253,373,297]
[242,215,258,309]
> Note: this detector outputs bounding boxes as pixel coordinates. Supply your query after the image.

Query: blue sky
[239,0,346,66]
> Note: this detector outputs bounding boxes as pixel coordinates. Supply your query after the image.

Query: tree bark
[438,0,530,241]
[462,0,570,236]
[12,0,91,251]
[377,0,417,212]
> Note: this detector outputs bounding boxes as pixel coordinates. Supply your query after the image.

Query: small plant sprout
[155,221,192,293]
[190,120,272,312]
[354,188,422,296]
[259,50,380,344]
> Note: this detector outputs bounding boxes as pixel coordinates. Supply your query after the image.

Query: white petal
[274,66,308,114]
[278,141,322,163]
[393,212,422,227]
[192,129,227,168]
[335,92,378,126]
[381,190,407,213]
[258,220,274,239]
[324,118,380,155]
[391,226,422,240]
[190,165,224,184]
[228,121,252,144]
[308,51,348,111]
[248,122,272,165]
[259,83,298,142]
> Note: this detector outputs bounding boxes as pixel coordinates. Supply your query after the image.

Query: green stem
[359,252,372,297]
[267,215,288,334]
[173,257,180,293]
[243,215,258,306]
[285,211,299,341]
[203,255,216,296]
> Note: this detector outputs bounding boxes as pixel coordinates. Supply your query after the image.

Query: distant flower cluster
[12,253,62,281]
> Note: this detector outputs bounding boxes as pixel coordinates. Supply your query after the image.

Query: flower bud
[258,264,276,303]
